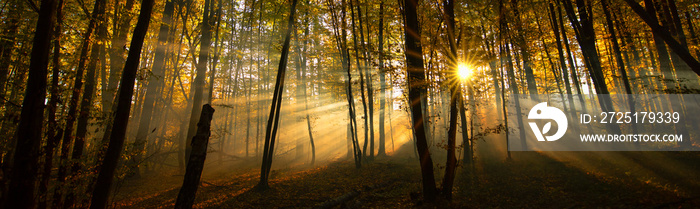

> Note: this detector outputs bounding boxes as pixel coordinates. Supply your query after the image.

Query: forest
[1,0,700,207]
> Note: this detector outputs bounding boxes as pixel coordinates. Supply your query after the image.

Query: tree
[257,0,299,190]
[401,0,437,202]
[3,0,58,208]
[185,0,215,166]
[174,104,214,209]
[133,0,176,176]
[377,0,387,157]
[622,0,700,76]
[89,0,155,206]
[441,0,459,200]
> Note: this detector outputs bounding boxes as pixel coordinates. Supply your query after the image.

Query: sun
[457,63,472,80]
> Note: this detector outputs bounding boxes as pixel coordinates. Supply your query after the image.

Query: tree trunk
[562,0,621,134]
[54,0,103,202]
[511,0,539,101]
[132,0,175,176]
[401,0,437,202]
[549,2,577,120]
[257,0,298,190]
[3,0,57,208]
[623,0,700,76]
[38,1,64,207]
[0,0,24,102]
[64,0,108,206]
[349,0,370,161]
[104,0,136,113]
[174,104,214,209]
[441,0,459,200]
[602,0,637,133]
[89,0,154,207]
[185,0,214,165]
[377,0,387,157]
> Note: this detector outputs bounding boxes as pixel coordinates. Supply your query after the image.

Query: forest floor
[112,138,700,208]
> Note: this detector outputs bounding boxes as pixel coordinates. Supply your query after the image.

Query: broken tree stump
[174,104,215,209]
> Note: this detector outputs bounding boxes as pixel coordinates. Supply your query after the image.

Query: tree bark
[133,0,176,176]
[377,0,387,157]
[0,0,24,102]
[257,0,298,190]
[89,0,154,206]
[511,0,539,101]
[104,0,136,113]
[38,1,64,207]
[174,104,214,209]
[185,0,214,165]
[401,0,437,202]
[441,0,459,200]
[3,0,57,208]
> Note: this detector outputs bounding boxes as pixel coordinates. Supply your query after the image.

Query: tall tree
[38,0,64,207]
[401,0,437,202]
[185,0,215,164]
[104,0,136,113]
[441,0,459,200]
[622,0,700,75]
[0,0,24,101]
[511,0,539,101]
[377,0,387,157]
[89,0,155,206]
[54,0,104,204]
[3,0,58,208]
[133,0,176,176]
[257,0,299,190]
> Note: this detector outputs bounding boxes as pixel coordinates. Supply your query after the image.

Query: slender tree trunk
[38,1,64,207]
[549,2,577,120]
[0,0,23,102]
[401,0,437,202]
[54,0,103,202]
[377,0,387,157]
[185,0,214,164]
[104,0,136,113]
[89,0,154,206]
[562,0,621,134]
[602,0,637,134]
[623,0,700,75]
[511,0,539,101]
[350,0,370,160]
[441,0,459,200]
[64,0,108,206]
[133,0,175,176]
[257,0,298,190]
[3,0,57,207]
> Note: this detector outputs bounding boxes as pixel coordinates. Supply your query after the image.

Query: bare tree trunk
[401,0,437,202]
[624,0,700,75]
[3,0,58,207]
[174,105,214,209]
[257,0,298,190]
[89,0,154,206]
[133,0,176,176]
[185,0,214,165]
[64,0,108,206]
[0,0,24,102]
[377,0,387,157]
[511,0,539,101]
[441,0,459,200]
[38,1,64,207]
[105,0,136,113]
[54,0,103,203]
